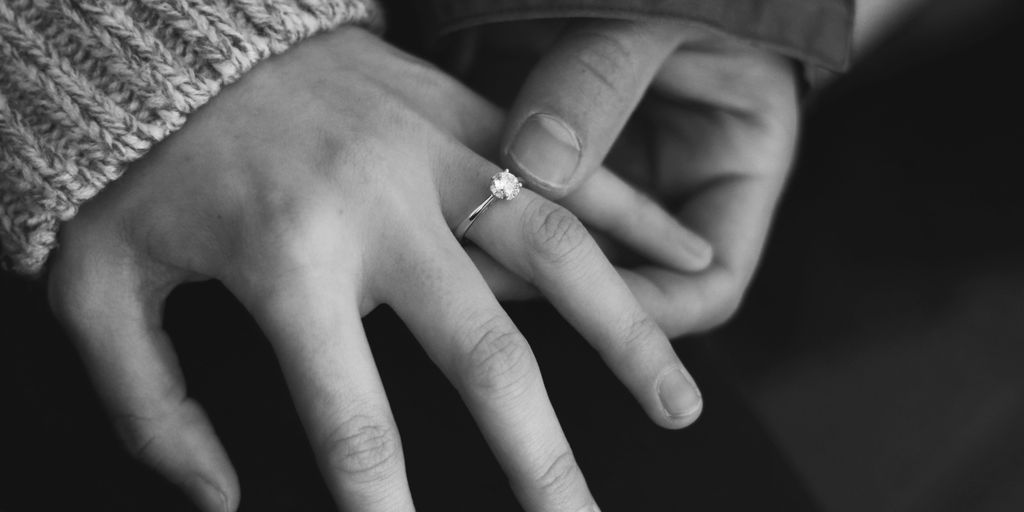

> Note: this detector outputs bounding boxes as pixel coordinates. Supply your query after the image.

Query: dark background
[2,3,1022,511]
[717,3,1024,509]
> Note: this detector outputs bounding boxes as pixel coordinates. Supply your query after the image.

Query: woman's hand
[487,19,801,337]
[47,26,706,512]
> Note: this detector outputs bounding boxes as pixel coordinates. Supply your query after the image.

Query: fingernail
[507,113,581,188]
[658,368,702,420]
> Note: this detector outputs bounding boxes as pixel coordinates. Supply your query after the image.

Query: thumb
[502,19,683,197]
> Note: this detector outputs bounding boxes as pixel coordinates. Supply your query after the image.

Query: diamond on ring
[489,170,522,200]
[454,169,523,242]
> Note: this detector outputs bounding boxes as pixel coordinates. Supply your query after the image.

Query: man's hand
[47,26,707,512]
[494,19,800,336]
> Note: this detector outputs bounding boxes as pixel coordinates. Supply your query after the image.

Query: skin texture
[47,26,715,512]
[493,19,801,338]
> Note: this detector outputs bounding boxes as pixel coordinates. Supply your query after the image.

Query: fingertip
[655,367,703,428]
[677,231,715,273]
[156,403,240,512]
[665,397,703,430]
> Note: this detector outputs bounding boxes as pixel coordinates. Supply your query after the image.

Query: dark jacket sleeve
[418,0,852,74]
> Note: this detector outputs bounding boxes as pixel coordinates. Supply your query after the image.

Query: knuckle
[257,190,319,243]
[525,200,590,268]
[112,414,160,462]
[321,415,401,483]
[571,29,634,96]
[249,200,340,276]
[459,315,537,398]
[266,222,319,263]
[309,128,349,179]
[620,313,661,354]
[110,395,192,465]
[534,451,584,498]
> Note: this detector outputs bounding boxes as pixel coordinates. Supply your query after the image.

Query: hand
[490,19,800,336]
[47,27,706,512]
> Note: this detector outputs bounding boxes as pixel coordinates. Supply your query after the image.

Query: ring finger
[444,155,703,429]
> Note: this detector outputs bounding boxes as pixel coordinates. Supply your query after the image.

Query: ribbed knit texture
[0,0,379,275]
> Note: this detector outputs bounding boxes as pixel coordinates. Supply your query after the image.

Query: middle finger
[384,220,598,512]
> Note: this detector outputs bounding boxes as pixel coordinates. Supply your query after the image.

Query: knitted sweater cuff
[0,0,381,276]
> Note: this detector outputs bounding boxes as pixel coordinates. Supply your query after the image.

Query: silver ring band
[454,194,497,241]
[454,170,522,242]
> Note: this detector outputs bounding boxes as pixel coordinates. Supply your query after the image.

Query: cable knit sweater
[0,0,379,275]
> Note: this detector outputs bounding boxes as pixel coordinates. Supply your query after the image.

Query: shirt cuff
[421,0,853,74]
